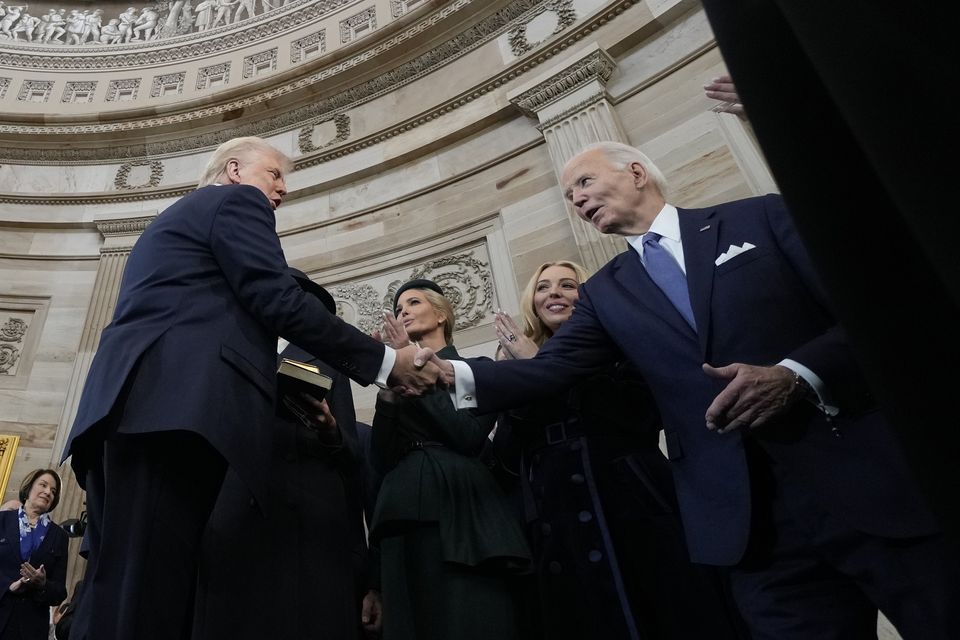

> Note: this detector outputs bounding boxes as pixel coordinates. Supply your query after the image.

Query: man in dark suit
[192,267,381,640]
[698,0,960,541]
[433,142,959,639]
[60,137,437,640]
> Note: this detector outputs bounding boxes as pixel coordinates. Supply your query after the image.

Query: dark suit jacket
[699,0,960,538]
[61,184,385,506]
[470,194,938,565]
[194,345,371,640]
[0,510,68,638]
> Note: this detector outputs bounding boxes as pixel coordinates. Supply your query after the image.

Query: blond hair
[402,287,456,345]
[519,260,589,346]
[198,137,292,186]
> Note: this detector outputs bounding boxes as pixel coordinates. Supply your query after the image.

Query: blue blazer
[471,194,938,565]
[0,510,68,638]
[62,184,385,506]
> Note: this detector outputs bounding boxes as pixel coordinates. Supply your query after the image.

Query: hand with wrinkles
[703,363,805,433]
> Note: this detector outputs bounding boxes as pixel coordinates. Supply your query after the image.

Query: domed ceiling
[0,0,608,165]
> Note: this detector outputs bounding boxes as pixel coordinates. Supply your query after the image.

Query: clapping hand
[374,310,412,349]
[703,74,746,120]
[494,311,538,360]
[10,562,46,592]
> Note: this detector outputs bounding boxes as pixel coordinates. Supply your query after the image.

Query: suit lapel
[679,208,719,356]
[2,510,20,559]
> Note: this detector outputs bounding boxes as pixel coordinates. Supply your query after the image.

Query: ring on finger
[507,333,517,342]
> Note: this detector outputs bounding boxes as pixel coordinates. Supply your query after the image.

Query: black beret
[393,278,444,312]
[287,267,337,314]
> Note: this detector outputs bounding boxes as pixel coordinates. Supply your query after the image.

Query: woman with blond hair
[490,260,745,640]
[369,278,530,640]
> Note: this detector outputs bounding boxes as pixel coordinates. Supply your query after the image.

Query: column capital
[508,43,617,119]
[95,213,157,253]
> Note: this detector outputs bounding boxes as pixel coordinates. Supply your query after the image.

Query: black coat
[193,345,370,640]
[0,510,68,640]
[491,366,744,640]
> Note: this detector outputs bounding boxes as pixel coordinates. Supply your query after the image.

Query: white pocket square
[715,242,756,266]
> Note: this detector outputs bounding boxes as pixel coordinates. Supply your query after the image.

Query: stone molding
[95,215,155,237]
[0,0,349,68]
[510,47,615,116]
[329,248,493,335]
[0,0,640,168]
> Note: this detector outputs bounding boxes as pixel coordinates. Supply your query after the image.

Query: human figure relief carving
[0,0,280,43]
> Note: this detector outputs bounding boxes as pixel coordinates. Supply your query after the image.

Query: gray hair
[576,141,668,198]
[198,137,292,186]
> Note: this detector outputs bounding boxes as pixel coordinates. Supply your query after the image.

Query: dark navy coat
[61,184,385,507]
[470,194,937,566]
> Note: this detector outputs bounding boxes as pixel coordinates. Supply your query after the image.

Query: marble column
[508,43,628,273]
[48,214,155,589]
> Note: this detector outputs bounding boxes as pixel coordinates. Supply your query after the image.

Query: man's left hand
[703,363,801,433]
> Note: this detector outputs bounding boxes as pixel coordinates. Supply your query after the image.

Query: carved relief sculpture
[0,317,27,375]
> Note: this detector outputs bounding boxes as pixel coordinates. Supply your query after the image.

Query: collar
[626,203,679,256]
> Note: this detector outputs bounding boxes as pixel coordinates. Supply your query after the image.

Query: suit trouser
[728,442,960,640]
[72,430,227,640]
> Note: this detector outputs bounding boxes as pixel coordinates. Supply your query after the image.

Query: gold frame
[0,435,20,499]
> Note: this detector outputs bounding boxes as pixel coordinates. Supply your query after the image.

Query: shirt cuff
[376,347,395,388]
[778,358,839,416]
[450,360,478,409]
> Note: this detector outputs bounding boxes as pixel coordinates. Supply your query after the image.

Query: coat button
[588,550,603,563]
[540,522,552,536]
[548,561,562,574]
[578,511,593,523]
[570,473,585,485]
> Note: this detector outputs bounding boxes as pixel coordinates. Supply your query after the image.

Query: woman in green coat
[369,279,530,640]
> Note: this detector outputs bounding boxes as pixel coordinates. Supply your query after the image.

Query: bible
[277,358,333,402]
[278,358,333,429]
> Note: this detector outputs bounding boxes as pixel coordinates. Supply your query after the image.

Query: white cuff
[779,358,839,416]
[376,346,396,388]
[450,360,478,409]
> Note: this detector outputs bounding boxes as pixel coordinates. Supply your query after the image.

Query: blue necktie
[642,232,696,330]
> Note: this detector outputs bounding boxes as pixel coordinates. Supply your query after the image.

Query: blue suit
[469,194,954,638]
[61,184,385,640]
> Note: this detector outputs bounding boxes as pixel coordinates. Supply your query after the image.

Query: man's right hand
[418,345,455,386]
[388,344,441,394]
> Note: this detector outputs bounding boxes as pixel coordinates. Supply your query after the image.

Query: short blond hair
[198,137,292,186]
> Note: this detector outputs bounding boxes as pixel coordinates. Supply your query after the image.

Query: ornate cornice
[0,0,349,69]
[0,0,640,168]
[0,185,193,205]
[510,47,615,115]
[95,214,157,237]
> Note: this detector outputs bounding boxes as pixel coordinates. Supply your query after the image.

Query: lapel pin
[699,225,711,232]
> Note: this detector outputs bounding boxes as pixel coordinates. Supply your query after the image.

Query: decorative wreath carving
[115,160,164,189]
[507,0,577,57]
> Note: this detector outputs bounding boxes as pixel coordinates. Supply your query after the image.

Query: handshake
[386,343,456,396]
